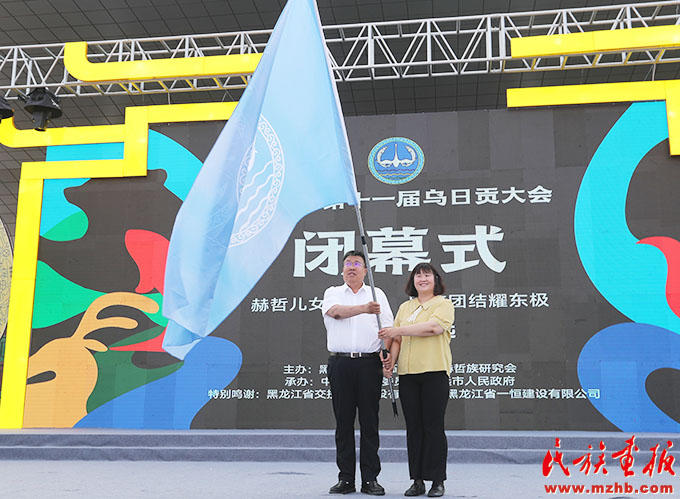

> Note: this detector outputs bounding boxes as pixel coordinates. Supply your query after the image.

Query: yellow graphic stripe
[0,177,42,429]
[511,25,680,58]
[65,41,261,82]
[0,102,238,177]
[507,81,667,107]
[146,102,237,123]
[124,107,150,177]
[0,119,125,147]
[22,160,125,180]
[508,80,680,154]
[0,102,236,428]
[664,83,680,155]
[507,26,680,155]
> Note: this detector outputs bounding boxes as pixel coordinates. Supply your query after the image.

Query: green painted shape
[33,261,102,329]
[33,262,168,329]
[87,348,182,413]
[33,245,177,412]
[42,211,89,242]
[110,325,165,348]
[145,293,168,327]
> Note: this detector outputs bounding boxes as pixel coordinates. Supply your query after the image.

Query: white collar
[342,282,367,294]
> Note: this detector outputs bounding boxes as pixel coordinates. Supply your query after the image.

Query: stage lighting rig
[24,88,62,131]
[0,95,14,122]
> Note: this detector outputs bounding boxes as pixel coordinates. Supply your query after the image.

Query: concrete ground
[1,461,677,499]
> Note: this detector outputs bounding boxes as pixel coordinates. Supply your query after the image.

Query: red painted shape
[110,326,167,352]
[124,229,169,294]
[118,229,170,352]
[638,236,680,318]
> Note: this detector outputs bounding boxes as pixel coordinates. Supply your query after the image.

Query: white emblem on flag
[230,116,285,247]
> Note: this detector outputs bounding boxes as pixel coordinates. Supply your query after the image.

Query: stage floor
[1,460,676,499]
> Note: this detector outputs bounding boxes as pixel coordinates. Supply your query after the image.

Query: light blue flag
[162,0,359,358]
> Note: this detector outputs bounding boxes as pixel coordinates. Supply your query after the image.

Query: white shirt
[322,283,394,353]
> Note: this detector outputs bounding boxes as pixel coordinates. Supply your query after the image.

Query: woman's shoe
[404,479,426,496]
[427,481,445,497]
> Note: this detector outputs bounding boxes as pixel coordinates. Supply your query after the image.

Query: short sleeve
[429,298,454,333]
[321,287,341,316]
[393,300,409,328]
[376,288,394,328]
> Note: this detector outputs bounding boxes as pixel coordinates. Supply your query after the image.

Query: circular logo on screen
[368,137,424,184]
[229,115,284,248]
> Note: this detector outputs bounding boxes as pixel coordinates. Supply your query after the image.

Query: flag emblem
[368,137,424,184]
[231,116,284,247]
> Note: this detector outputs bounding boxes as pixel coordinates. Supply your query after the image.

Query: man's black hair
[342,250,366,266]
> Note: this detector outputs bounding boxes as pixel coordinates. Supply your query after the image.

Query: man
[322,250,394,496]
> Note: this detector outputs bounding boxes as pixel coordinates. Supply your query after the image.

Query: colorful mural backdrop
[21,104,680,431]
[0,216,11,338]
[0,216,12,395]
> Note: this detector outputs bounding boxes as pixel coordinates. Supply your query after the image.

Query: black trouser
[328,355,382,483]
[399,371,449,482]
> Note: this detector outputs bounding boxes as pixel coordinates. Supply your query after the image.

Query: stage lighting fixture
[0,95,13,121]
[24,88,62,131]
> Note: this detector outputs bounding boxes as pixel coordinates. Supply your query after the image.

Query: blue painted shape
[147,130,202,201]
[46,142,125,162]
[41,178,89,237]
[74,336,242,428]
[40,133,202,240]
[578,322,680,432]
[41,142,124,236]
[574,101,680,333]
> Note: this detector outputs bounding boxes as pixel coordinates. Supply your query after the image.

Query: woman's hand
[382,365,394,379]
[378,327,399,339]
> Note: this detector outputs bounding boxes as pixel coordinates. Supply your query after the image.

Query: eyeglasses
[344,261,364,268]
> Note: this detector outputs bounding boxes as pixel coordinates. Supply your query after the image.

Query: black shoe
[404,479,426,496]
[330,480,356,494]
[361,480,385,496]
[427,481,445,497]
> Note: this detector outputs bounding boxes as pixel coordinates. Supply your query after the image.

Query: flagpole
[352,204,399,418]
[309,0,398,417]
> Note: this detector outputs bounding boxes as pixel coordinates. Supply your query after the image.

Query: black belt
[330,352,380,358]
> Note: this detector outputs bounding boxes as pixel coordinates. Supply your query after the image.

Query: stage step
[0,430,677,463]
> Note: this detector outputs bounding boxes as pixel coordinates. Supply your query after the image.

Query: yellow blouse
[395,295,455,375]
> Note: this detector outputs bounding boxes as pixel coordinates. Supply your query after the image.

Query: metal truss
[3,1,680,99]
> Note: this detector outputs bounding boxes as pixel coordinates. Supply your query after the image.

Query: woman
[378,263,454,498]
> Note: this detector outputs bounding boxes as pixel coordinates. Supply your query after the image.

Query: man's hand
[380,349,394,378]
[363,301,381,314]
